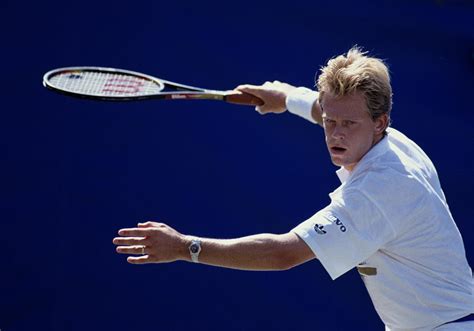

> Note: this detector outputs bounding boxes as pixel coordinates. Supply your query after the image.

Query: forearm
[183,232,315,271]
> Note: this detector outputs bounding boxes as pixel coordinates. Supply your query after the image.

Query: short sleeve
[291,189,396,280]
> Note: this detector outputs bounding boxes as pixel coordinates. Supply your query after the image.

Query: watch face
[190,243,199,254]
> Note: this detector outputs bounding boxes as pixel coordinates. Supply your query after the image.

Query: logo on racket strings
[67,73,83,80]
[103,78,145,94]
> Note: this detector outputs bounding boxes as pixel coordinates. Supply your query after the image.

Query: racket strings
[48,71,163,97]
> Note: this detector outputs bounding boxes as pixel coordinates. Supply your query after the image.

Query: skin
[113,82,387,270]
[235,81,323,124]
[320,91,388,171]
[113,222,314,270]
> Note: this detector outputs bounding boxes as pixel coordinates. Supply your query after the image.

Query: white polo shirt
[291,128,474,330]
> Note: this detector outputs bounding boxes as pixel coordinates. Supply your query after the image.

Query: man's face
[321,91,386,171]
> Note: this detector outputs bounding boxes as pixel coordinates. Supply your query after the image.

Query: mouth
[330,146,347,154]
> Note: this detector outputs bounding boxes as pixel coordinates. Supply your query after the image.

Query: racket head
[43,66,166,101]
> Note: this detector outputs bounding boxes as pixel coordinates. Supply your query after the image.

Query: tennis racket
[43,66,263,106]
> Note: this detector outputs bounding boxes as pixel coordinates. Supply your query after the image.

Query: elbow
[279,260,297,271]
[266,258,293,271]
[258,232,316,271]
[273,233,316,271]
[276,252,310,271]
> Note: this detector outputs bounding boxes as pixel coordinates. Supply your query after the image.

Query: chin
[330,157,344,167]
[331,157,355,170]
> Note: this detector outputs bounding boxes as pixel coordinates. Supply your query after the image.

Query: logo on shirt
[327,214,347,233]
[314,212,347,234]
[314,224,327,235]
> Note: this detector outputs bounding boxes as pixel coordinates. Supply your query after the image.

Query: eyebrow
[320,101,369,121]
[322,114,363,121]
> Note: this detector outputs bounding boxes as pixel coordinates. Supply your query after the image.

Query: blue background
[2,0,473,330]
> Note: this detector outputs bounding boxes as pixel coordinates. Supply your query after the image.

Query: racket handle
[224,91,264,106]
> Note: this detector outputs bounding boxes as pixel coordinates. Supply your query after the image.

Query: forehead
[321,91,369,119]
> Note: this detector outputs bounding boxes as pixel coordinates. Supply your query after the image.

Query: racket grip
[224,91,264,106]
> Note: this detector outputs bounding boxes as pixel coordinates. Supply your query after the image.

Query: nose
[331,124,346,140]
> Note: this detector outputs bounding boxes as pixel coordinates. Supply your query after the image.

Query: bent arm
[186,232,316,271]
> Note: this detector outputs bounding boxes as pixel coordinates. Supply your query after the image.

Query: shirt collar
[335,131,391,184]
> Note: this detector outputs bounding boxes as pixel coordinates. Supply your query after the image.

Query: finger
[116,245,146,255]
[255,106,265,115]
[256,103,274,113]
[137,221,161,228]
[113,237,147,246]
[127,255,152,264]
[118,228,153,237]
[235,84,260,91]
[235,84,267,98]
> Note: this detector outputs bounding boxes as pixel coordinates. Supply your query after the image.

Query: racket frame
[42,66,229,102]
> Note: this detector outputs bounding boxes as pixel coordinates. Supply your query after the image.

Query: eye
[343,120,356,127]
[324,118,336,124]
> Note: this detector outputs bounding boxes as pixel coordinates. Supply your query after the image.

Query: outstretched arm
[235,81,323,126]
[113,222,316,271]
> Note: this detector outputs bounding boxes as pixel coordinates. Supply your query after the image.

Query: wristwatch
[188,238,202,263]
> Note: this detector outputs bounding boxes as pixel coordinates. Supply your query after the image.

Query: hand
[113,222,189,264]
[236,81,298,115]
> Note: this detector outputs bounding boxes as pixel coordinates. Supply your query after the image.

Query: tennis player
[113,47,474,330]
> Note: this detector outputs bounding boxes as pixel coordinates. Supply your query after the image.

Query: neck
[345,133,386,172]
[372,132,385,147]
[344,163,357,172]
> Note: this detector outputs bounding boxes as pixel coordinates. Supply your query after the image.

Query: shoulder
[386,128,435,169]
[335,164,427,226]
[349,164,427,204]
[348,162,417,191]
[348,128,437,197]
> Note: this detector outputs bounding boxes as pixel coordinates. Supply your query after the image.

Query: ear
[374,114,389,134]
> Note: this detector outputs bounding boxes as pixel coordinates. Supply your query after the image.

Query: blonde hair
[317,46,392,124]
